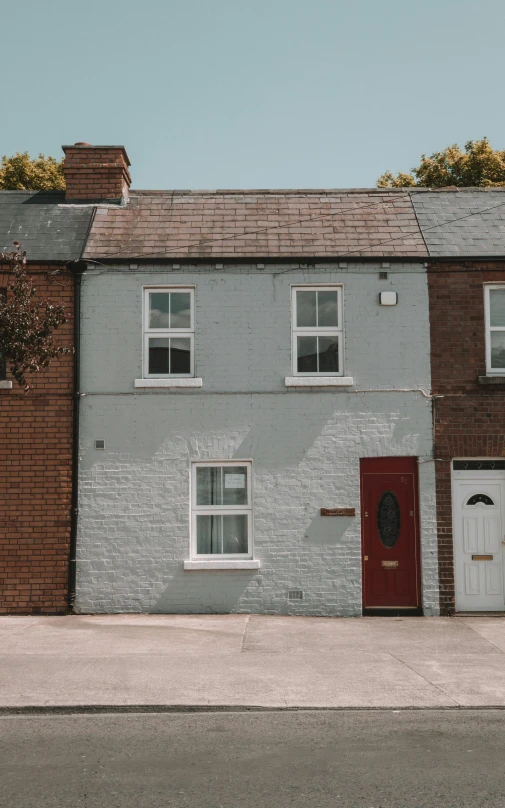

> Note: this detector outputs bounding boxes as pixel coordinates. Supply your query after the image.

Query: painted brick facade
[75,262,439,616]
[428,261,505,614]
[0,265,74,614]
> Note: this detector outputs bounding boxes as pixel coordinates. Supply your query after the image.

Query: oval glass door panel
[377,491,401,548]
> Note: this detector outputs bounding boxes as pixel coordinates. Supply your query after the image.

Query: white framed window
[485,286,505,374]
[143,287,194,378]
[191,461,253,559]
[291,285,343,376]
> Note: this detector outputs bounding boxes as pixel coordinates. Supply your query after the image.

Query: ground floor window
[191,461,253,558]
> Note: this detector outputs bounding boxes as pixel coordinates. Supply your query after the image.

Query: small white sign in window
[225,474,246,489]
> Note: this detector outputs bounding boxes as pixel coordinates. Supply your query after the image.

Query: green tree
[377,138,505,188]
[0,152,65,191]
[0,244,72,390]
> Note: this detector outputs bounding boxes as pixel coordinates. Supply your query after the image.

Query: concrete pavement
[1,614,505,708]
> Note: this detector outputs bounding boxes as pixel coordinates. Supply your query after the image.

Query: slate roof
[0,191,93,262]
[83,189,428,260]
[5,186,505,264]
[411,189,505,257]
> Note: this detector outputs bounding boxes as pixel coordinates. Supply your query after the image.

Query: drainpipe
[68,260,86,611]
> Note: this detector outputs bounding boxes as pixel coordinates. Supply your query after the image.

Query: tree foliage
[377,138,505,188]
[0,244,72,391]
[0,152,65,191]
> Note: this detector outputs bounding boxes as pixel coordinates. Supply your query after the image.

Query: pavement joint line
[240,614,250,653]
[456,618,505,655]
[2,705,505,715]
[0,620,41,643]
[387,652,461,707]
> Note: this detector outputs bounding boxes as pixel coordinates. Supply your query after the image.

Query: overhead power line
[83,195,505,265]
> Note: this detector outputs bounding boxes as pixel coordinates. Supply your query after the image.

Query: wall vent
[288,589,303,601]
[94,439,105,450]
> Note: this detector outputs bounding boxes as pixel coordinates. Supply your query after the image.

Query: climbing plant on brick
[0,244,72,390]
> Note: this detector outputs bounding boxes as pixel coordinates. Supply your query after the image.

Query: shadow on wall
[150,569,260,614]
[303,514,355,545]
[232,396,337,469]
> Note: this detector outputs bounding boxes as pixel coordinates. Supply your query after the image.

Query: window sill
[183,559,261,570]
[478,375,505,385]
[0,381,13,390]
[285,376,354,388]
[135,378,203,388]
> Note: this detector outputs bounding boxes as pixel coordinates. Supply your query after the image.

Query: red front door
[361,457,421,610]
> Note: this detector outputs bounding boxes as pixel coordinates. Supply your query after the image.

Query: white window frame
[485,285,505,375]
[190,460,253,560]
[143,286,195,378]
[291,285,344,376]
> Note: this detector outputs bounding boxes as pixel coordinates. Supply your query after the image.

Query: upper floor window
[291,285,343,375]
[143,287,194,378]
[485,286,505,374]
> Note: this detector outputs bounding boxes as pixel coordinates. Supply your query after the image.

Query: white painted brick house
[71,145,439,616]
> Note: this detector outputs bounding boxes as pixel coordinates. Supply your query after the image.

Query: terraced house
[71,144,439,617]
[412,190,505,615]
[0,188,93,613]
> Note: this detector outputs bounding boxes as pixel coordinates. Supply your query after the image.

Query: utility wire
[86,194,505,264]
[86,192,413,261]
[83,196,505,269]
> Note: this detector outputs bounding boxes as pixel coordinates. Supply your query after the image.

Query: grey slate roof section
[411,190,505,257]
[0,191,94,261]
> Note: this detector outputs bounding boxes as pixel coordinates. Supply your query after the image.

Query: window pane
[317,290,339,327]
[196,467,223,506]
[318,336,339,372]
[222,514,248,554]
[170,292,191,328]
[148,338,170,374]
[491,332,505,369]
[296,291,317,327]
[196,514,248,555]
[197,466,249,506]
[490,289,505,327]
[297,336,318,373]
[170,337,191,374]
[223,466,248,505]
[149,293,170,328]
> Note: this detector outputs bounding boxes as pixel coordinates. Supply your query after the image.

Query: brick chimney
[62,143,131,203]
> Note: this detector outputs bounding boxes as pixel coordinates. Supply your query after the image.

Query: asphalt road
[1,710,505,808]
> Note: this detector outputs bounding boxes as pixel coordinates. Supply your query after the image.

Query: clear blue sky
[3,0,505,189]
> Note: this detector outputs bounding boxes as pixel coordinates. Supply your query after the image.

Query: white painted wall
[75,262,439,615]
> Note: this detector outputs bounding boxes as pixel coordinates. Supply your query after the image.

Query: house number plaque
[321,507,356,517]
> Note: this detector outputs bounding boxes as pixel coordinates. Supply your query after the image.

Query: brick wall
[428,261,505,613]
[0,264,74,614]
[63,145,131,202]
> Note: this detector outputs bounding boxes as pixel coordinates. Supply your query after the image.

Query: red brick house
[0,144,130,613]
[412,190,505,614]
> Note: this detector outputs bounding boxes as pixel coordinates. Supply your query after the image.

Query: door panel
[484,517,501,553]
[463,518,478,553]
[453,476,505,612]
[464,563,480,596]
[486,563,502,596]
[361,458,420,609]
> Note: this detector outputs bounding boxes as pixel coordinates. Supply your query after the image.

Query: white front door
[453,472,505,612]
